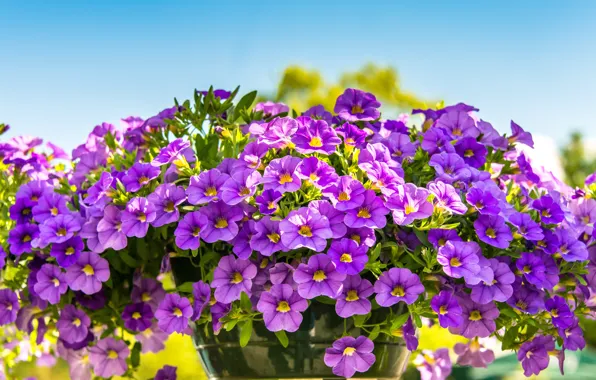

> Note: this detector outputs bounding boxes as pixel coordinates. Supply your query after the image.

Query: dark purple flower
[465,187,500,215]
[148,184,186,227]
[84,171,114,207]
[427,182,467,215]
[385,133,416,163]
[516,252,548,288]
[280,207,332,252]
[390,317,418,351]
[122,162,160,192]
[230,220,257,259]
[257,284,308,332]
[431,291,463,328]
[152,138,194,167]
[327,238,368,275]
[198,201,243,243]
[8,223,39,255]
[131,278,166,312]
[187,169,230,204]
[65,251,110,295]
[293,254,346,299]
[32,192,69,223]
[293,117,341,155]
[50,236,84,268]
[335,275,373,318]
[270,263,296,287]
[322,175,366,211]
[250,216,286,257]
[559,318,585,351]
[57,305,90,344]
[508,212,544,241]
[303,104,333,124]
[308,200,347,239]
[345,226,376,248]
[75,290,107,310]
[174,211,208,250]
[155,365,177,380]
[344,190,389,229]
[517,335,554,377]
[477,120,508,150]
[37,213,82,248]
[211,255,257,303]
[335,122,367,148]
[429,152,471,184]
[507,283,544,314]
[324,336,376,378]
[435,110,479,139]
[334,88,381,122]
[9,197,35,224]
[533,195,565,225]
[428,228,462,248]
[509,120,534,147]
[0,289,19,325]
[374,268,424,306]
[88,338,130,378]
[211,301,231,334]
[296,157,338,189]
[34,264,68,304]
[470,258,515,304]
[556,229,589,262]
[474,214,512,249]
[221,169,262,205]
[97,205,127,251]
[421,128,456,155]
[122,302,153,332]
[386,183,433,225]
[261,156,302,194]
[545,296,575,329]
[455,137,487,168]
[414,348,452,380]
[0,246,5,270]
[191,281,211,321]
[155,293,192,334]
[255,189,283,215]
[449,296,499,338]
[454,339,495,368]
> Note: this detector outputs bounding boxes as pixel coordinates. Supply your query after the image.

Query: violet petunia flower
[32,192,69,223]
[221,169,262,205]
[336,122,367,148]
[50,236,84,268]
[517,335,554,377]
[292,117,341,155]
[255,189,283,215]
[121,162,160,192]
[533,195,565,225]
[198,201,244,243]
[364,162,404,192]
[97,205,127,251]
[508,212,544,241]
[254,101,289,118]
[344,190,389,229]
[386,183,433,225]
[155,365,177,380]
[455,137,487,168]
[308,200,347,239]
[34,264,68,304]
[88,338,130,378]
[429,152,472,184]
[509,120,534,147]
[437,241,485,284]
[322,175,366,211]
[261,156,302,194]
[151,138,194,167]
[465,187,500,215]
[516,252,547,288]
[280,207,332,252]
[335,275,374,318]
[270,263,296,287]
[454,339,495,368]
[556,229,589,262]
[385,133,416,163]
[8,223,39,255]
[57,305,90,344]
[324,336,376,378]
[391,317,418,351]
[239,141,269,169]
[449,296,499,338]
[293,254,346,299]
[334,88,381,122]
[507,283,544,314]
[186,169,230,204]
[431,291,463,328]
[427,181,467,215]
[545,296,575,329]
[258,117,298,149]
[231,220,257,259]
[0,289,19,325]
[435,110,479,139]
[296,157,338,189]
[470,258,515,304]
[374,268,424,306]
[428,228,462,249]
[250,216,286,257]
[421,128,456,155]
[122,302,153,332]
[121,197,156,238]
[345,226,376,248]
[327,238,368,275]
[37,213,82,247]
[257,284,308,332]
[474,214,512,249]
[414,349,453,380]
[559,318,585,351]
[131,278,166,312]
[65,251,110,295]
[211,255,257,303]
[9,197,35,224]
[358,143,401,171]
[174,211,208,250]
[154,293,192,334]
[303,104,333,124]
[148,184,186,227]
[191,281,211,321]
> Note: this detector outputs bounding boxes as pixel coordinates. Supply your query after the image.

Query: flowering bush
[1,88,596,380]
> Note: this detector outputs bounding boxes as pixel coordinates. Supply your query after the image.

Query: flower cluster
[1,88,595,379]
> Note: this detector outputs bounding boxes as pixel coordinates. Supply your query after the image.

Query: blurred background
[2,0,596,379]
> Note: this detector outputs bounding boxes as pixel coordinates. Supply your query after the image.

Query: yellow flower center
[550,309,559,318]
[165,201,175,212]
[391,286,405,297]
[404,204,416,215]
[357,207,371,218]
[57,228,67,237]
[260,259,269,269]
[309,173,319,181]
[469,310,482,321]
[522,265,531,274]
[350,234,361,244]
[108,350,118,359]
[52,278,61,287]
[390,328,403,337]
[65,247,76,255]
[138,176,149,185]
[267,232,280,243]
[193,227,201,237]
[345,290,359,302]
[312,270,327,282]
[141,292,151,302]
[541,209,551,218]
[343,346,356,356]
[340,253,352,263]
[516,300,527,310]
[268,201,277,210]
[338,191,350,201]
[50,207,59,216]
[464,149,474,157]
[72,318,81,327]
[238,186,251,196]
[137,212,147,222]
[22,235,31,242]
[452,128,462,137]
[83,264,95,276]
[173,307,183,317]
[205,187,217,197]
[298,225,312,237]
[132,312,142,320]
[276,301,291,313]
[309,136,323,148]
[231,272,243,284]
[215,217,228,229]
[450,257,462,267]
[279,173,293,185]
[485,228,496,239]
[351,105,364,114]
[438,238,446,246]
[439,305,448,315]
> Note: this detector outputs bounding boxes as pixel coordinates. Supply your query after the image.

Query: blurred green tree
[560,132,596,188]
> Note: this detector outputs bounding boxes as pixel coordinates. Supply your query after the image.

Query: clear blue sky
[1,0,595,152]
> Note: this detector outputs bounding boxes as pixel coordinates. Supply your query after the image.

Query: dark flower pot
[171,257,410,379]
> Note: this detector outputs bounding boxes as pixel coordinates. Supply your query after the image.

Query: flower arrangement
[1,88,595,380]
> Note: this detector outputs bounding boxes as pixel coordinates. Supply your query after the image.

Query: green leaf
[131,342,141,368]
[119,250,141,267]
[412,313,422,328]
[501,325,519,350]
[353,314,370,328]
[391,313,410,330]
[239,320,253,347]
[314,296,336,305]
[240,292,252,311]
[176,282,194,293]
[368,325,381,341]
[275,331,289,348]
[135,239,150,260]
[370,244,382,261]
[233,91,257,121]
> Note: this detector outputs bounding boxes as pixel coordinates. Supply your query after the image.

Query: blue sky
[1,0,595,152]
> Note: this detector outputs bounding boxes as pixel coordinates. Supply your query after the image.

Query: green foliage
[560,131,596,188]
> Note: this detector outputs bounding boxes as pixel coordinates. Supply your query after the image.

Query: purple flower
[152,138,194,167]
[556,229,589,262]
[198,202,243,243]
[545,296,575,329]
[9,197,35,224]
[122,302,153,332]
[477,120,508,149]
[293,117,341,155]
[517,335,554,377]
[239,141,269,169]
[449,296,499,338]
[336,122,367,148]
[421,128,456,155]
[0,289,19,325]
[211,301,231,334]
[392,317,419,351]
[559,318,585,351]
[270,263,296,287]
[37,213,82,247]
[474,214,512,249]
[296,157,338,189]
[122,162,160,192]
[535,228,560,255]
[148,184,186,227]
[508,212,544,241]
[50,236,84,268]
[250,216,286,257]
[509,120,534,147]
[136,323,168,353]
[254,101,289,117]
[230,220,257,259]
[327,238,368,275]
[261,156,302,194]
[386,183,433,225]
[374,268,424,306]
[455,137,487,168]
[121,197,156,238]
[435,110,479,139]
[437,241,484,284]
[428,229,462,248]
[465,187,500,215]
[131,278,166,312]
[221,169,262,205]
[255,189,283,215]
[364,162,404,192]
[427,181,467,215]
[88,338,130,378]
[358,143,401,171]
[385,133,416,162]
[470,259,515,304]
[322,175,366,211]
[258,117,298,149]
[414,349,452,380]
[211,255,257,303]
[293,254,346,299]
[334,88,381,122]
[335,275,373,318]
[155,365,177,380]
[155,293,192,334]
[324,336,376,378]
[8,223,39,255]
[174,211,207,250]
[533,195,564,225]
[507,283,544,314]
[0,246,5,270]
[303,104,333,123]
[454,339,495,368]
[280,207,332,252]
[308,200,347,239]
[429,152,471,184]
[191,281,211,321]
[344,190,389,229]
[32,192,69,223]
[33,264,68,304]
[187,169,230,204]
[97,205,127,251]
[516,252,547,288]
[431,291,463,328]
[16,180,49,202]
[65,251,110,295]
[84,172,114,207]
[57,305,90,344]
[257,284,308,332]
[345,226,376,248]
